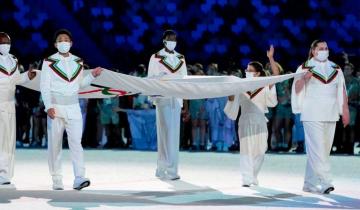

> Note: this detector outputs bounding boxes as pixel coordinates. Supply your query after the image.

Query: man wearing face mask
[40,29,102,190]
[291,40,350,194]
[147,29,187,180]
[0,32,36,185]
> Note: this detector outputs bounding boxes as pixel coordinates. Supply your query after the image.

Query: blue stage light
[166,3,177,12]
[239,45,250,55]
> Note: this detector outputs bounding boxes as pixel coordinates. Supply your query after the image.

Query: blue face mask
[164,41,177,51]
[245,72,255,78]
[56,41,71,53]
[315,50,329,61]
[0,44,11,55]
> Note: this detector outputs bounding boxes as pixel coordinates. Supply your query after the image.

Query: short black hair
[53,29,73,42]
[0,32,10,41]
[162,29,177,40]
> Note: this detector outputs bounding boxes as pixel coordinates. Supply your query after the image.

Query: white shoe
[165,174,180,181]
[320,183,335,194]
[156,169,180,181]
[0,177,10,185]
[155,169,165,178]
[73,177,90,190]
[52,179,64,190]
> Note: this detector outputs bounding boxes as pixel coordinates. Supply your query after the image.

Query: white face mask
[245,72,255,78]
[164,41,176,51]
[315,50,329,62]
[56,41,71,54]
[0,44,11,55]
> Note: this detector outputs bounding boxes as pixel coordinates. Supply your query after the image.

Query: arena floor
[0,149,359,210]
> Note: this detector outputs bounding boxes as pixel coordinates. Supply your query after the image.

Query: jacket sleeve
[266,85,278,107]
[80,61,95,88]
[13,64,30,85]
[291,65,306,113]
[224,94,241,120]
[40,60,53,111]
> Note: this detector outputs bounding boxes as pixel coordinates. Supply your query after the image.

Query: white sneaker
[52,179,64,190]
[0,176,10,185]
[155,169,166,179]
[73,177,90,190]
[320,183,335,194]
[165,174,180,181]
[156,170,180,181]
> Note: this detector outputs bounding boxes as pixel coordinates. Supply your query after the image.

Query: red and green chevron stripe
[302,61,339,84]
[155,52,184,73]
[46,57,83,82]
[0,62,17,76]
[247,87,264,99]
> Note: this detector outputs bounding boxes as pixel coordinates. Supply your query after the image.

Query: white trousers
[0,112,16,180]
[303,121,336,187]
[239,127,267,185]
[155,99,181,176]
[47,116,85,181]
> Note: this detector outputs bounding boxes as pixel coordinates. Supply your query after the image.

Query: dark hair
[308,39,326,59]
[53,29,73,42]
[248,61,266,76]
[162,29,177,40]
[0,32,10,41]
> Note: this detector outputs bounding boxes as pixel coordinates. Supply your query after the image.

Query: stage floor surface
[0,149,359,210]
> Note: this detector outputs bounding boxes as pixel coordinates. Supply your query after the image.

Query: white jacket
[147,48,187,106]
[40,52,94,119]
[224,85,278,123]
[0,53,29,113]
[291,58,345,122]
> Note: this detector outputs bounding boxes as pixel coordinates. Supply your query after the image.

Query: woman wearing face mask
[40,29,103,190]
[224,46,279,187]
[147,30,187,180]
[291,40,350,194]
[0,32,36,185]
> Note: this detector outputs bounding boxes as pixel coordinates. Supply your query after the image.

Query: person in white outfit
[0,32,36,185]
[224,46,279,187]
[147,30,187,180]
[40,29,102,190]
[291,40,350,194]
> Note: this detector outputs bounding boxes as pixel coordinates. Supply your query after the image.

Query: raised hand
[267,45,274,59]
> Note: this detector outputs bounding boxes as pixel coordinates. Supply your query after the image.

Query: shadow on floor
[0,181,359,209]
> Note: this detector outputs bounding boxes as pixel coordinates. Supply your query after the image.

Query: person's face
[54,34,72,47]
[344,65,353,77]
[246,65,260,77]
[0,35,11,45]
[356,71,360,79]
[312,42,328,57]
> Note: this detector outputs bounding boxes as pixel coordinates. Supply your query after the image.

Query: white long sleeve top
[40,52,94,119]
[291,58,345,122]
[0,53,30,113]
[147,48,187,106]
